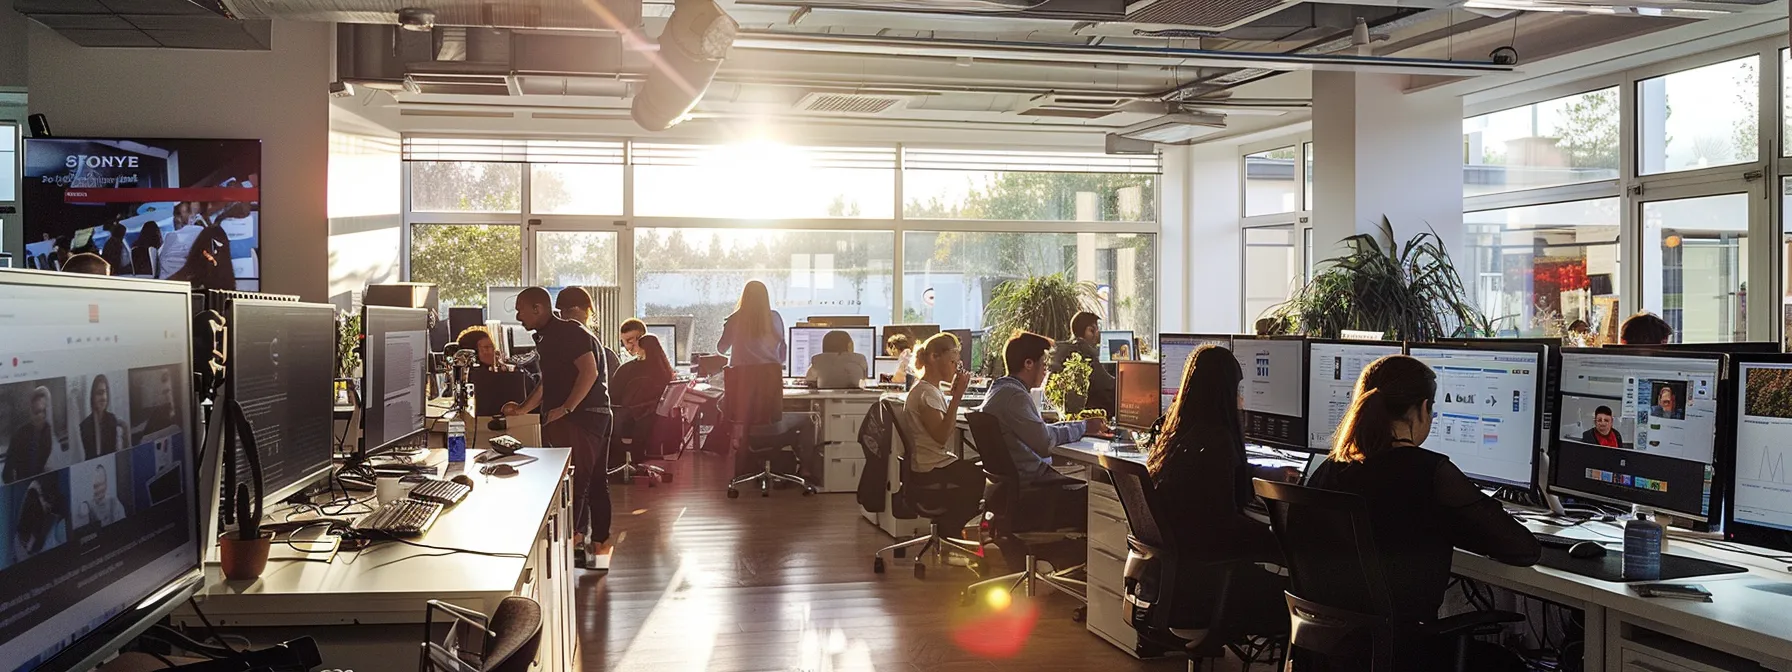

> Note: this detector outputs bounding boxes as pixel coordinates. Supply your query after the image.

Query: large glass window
[633,228,895,351]
[531,164,623,216]
[634,143,895,219]
[1243,146,1299,216]
[1783,178,1792,347]
[409,224,522,306]
[1637,56,1760,175]
[408,162,522,213]
[1463,88,1622,196]
[1464,199,1621,338]
[1782,49,1790,158]
[1303,143,1314,210]
[902,149,1157,222]
[901,231,1156,347]
[534,231,619,288]
[1643,193,1749,343]
[0,122,15,202]
[1243,226,1300,326]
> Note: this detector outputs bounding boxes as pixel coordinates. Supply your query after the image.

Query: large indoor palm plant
[980,273,1101,374]
[1263,217,1492,341]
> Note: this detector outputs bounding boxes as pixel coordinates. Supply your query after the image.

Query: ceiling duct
[16,0,271,49]
[220,0,642,31]
[744,0,1125,20]
[633,0,739,131]
[1124,0,1299,31]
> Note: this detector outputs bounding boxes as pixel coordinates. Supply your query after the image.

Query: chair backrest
[882,397,918,475]
[723,363,784,425]
[1252,479,1394,619]
[483,596,543,672]
[656,379,693,418]
[1101,456,1171,552]
[963,411,1018,479]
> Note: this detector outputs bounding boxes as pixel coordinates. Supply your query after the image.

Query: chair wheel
[893,548,906,559]
[727,488,740,499]
[913,563,926,579]
[761,488,770,497]
[873,557,885,574]
[1072,607,1086,623]
[802,487,816,497]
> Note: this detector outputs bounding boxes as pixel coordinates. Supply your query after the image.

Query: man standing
[502,287,613,570]
[1047,311,1116,415]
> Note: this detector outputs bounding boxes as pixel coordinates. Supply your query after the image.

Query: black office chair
[723,364,816,498]
[417,596,542,672]
[1252,479,1522,672]
[959,411,1087,614]
[1102,455,1286,668]
[609,379,691,487]
[872,398,985,579]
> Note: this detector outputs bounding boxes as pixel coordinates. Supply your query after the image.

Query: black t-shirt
[532,318,611,413]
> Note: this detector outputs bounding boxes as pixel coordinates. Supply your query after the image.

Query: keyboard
[354,500,443,537]
[408,479,471,506]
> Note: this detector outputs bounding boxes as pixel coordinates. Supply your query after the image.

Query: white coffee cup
[376,475,403,505]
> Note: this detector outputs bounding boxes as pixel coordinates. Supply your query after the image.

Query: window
[409,224,522,306]
[1303,143,1314,210]
[531,164,623,215]
[1643,193,1749,343]
[408,162,522,213]
[1243,226,1300,325]
[1464,199,1620,337]
[1783,49,1790,158]
[1637,56,1760,175]
[1463,88,1622,196]
[901,231,1156,347]
[634,228,895,351]
[1783,178,1792,347]
[1243,147,1299,216]
[903,149,1157,222]
[534,231,619,287]
[0,122,15,202]
[634,143,895,218]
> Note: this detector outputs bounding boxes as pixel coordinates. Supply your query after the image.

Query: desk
[175,448,576,672]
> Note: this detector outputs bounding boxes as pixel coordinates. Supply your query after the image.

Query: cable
[367,534,529,559]
[186,597,242,657]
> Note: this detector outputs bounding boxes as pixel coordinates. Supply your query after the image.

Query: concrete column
[1311,71,1465,262]
[1157,145,1190,332]
[1183,143,1244,331]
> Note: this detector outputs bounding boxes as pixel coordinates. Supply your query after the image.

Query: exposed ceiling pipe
[1150,8,1442,101]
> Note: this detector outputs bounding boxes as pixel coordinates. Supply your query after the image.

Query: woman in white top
[886,334,915,385]
[900,332,984,528]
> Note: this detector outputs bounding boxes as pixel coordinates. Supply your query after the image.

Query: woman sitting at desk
[806,330,870,389]
[1146,345,1293,642]
[1306,355,1540,654]
[900,332,983,528]
[613,334,676,449]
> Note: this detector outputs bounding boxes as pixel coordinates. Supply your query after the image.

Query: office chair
[1252,479,1523,672]
[417,596,542,672]
[723,364,817,498]
[959,411,1087,616]
[872,398,985,579]
[609,379,691,487]
[1102,455,1286,668]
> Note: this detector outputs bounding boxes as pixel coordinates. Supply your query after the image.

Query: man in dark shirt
[5,386,58,483]
[1580,405,1623,448]
[501,286,614,569]
[1046,311,1115,415]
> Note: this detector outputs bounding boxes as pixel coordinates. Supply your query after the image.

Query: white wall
[26,21,332,300]
[1183,143,1244,332]
[0,4,25,91]
[1312,71,1464,259]
[328,93,402,309]
[1158,145,1189,332]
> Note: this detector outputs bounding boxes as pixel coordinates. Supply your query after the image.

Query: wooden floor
[575,453,1224,672]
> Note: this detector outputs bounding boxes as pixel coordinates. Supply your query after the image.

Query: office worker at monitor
[613,334,676,450]
[619,318,648,359]
[1306,355,1540,631]
[502,286,613,568]
[902,332,984,528]
[1047,311,1115,415]
[808,330,870,389]
[457,327,510,371]
[80,374,125,460]
[1620,312,1673,345]
[886,333,914,385]
[981,331,1105,529]
[5,386,61,483]
[1581,405,1622,448]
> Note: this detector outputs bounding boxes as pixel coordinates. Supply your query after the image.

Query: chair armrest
[1420,610,1525,638]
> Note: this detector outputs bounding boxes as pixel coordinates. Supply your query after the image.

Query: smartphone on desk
[1632,583,1713,602]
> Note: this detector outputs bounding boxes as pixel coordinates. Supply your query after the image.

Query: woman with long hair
[1144,345,1293,636]
[716,280,785,367]
[1307,355,1540,633]
[612,334,677,448]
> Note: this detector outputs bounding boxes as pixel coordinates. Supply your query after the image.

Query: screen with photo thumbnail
[1555,351,1721,518]
[1307,341,1403,453]
[0,274,197,671]
[1408,346,1543,488]
[1237,337,1306,451]
[1731,362,1792,533]
[22,138,261,290]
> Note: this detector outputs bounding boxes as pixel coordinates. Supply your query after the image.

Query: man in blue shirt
[979,331,1106,530]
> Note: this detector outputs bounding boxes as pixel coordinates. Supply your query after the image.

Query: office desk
[176,448,576,672]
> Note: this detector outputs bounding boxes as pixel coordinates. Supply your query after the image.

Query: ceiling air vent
[795,92,910,115]
[1126,0,1296,31]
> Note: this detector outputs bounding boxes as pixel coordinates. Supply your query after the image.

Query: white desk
[783,387,886,493]
[176,448,577,672]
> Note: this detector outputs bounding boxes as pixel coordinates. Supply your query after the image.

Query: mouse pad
[1537,547,1747,582]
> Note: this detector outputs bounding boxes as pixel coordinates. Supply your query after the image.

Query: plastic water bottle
[1623,504,1664,581]
[447,416,468,463]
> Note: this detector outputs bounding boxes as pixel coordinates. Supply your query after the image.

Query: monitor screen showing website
[788,327,876,377]
[228,300,336,505]
[1115,361,1161,432]
[1236,337,1307,451]
[1100,330,1136,363]
[1731,359,1792,536]
[1307,341,1404,453]
[1408,345,1543,489]
[1158,334,1232,413]
[1555,351,1720,519]
[362,306,429,454]
[0,272,199,670]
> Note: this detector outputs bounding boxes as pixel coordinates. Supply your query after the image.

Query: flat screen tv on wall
[22,137,262,291]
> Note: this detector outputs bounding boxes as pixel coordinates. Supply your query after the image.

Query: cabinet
[1085,479,1155,658]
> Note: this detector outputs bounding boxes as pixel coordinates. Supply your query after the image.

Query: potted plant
[337,312,363,378]
[1262,217,1493,341]
[218,483,272,581]
[979,272,1101,375]
[1044,352,1093,415]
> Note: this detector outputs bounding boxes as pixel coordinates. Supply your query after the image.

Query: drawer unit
[821,456,865,493]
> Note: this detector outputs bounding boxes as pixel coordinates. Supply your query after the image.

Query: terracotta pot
[218,531,273,581]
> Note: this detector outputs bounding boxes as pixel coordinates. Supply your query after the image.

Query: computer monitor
[1608,341,1780,354]
[873,357,899,378]
[447,306,485,342]
[361,305,429,455]
[807,315,871,327]
[1305,339,1404,453]
[1099,330,1137,363]
[969,329,989,374]
[1554,348,1724,521]
[882,324,940,355]
[641,315,695,363]
[1115,361,1161,432]
[789,327,878,377]
[1725,354,1792,550]
[1408,342,1546,490]
[226,299,336,507]
[946,329,974,370]
[645,323,680,365]
[0,270,203,671]
[1443,338,1563,450]
[1234,335,1307,452]
[1159,334,1235,413]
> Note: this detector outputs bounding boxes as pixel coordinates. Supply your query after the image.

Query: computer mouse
[1568,541,1607,559]
[483,464,518,477]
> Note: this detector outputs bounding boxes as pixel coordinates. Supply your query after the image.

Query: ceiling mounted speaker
[632,0,738,131]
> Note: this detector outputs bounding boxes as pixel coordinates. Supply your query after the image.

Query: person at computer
[619,318,648,359]
[555,287,623,376]
[1580,405,1623,448]
[613,334,676,446]
[63,252,110,276]
[885,333,915,385]
[981,331,1107,530]
[501,286,614,569]
[1652,385,1684,420]
[808,330,870,389]
[1047,311,1115,415]
[5,386,61,484]
[1305,355,1541,639]
[1621,312,1673,345]
[80,374,125,460]
[902,332,986,532]
[717,280,821,479]
[73,462,127,529]
[457,327,511,372]
[1146,345,1295,644]
[13,479,67,560]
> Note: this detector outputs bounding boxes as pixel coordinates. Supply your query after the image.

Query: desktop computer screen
[1099,330,1136,363]
[447,306,485,342]
[1235,336,1307,452]
[1554,349,1722,520]
[1158,334,1233,412]
[1306,340,1404,453]
[1115,361,1161,432]
[0,270,201,671]
[645,324,679,366]
[882,324,940,353]
[362,306,429,454]
[1727,355,1792,550]
[1409,343,1545,489]
[227,299,337,505]
[945,329,974,371]
[788,327,877,377]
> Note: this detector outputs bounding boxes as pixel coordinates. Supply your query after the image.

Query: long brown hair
[1330,354,1437,463]
[727,280,775,341]
[1148,345,1243,478]
[638,334,675,380]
